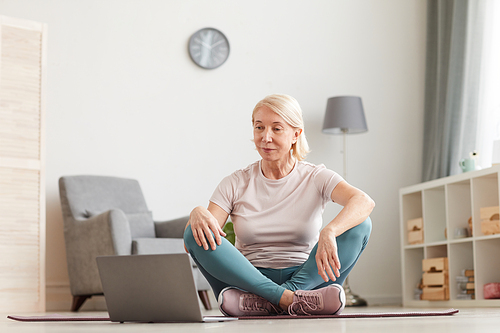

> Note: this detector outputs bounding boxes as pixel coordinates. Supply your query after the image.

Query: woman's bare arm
[315,181,375,282]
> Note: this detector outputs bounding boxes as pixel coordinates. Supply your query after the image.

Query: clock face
[188,28,230,69]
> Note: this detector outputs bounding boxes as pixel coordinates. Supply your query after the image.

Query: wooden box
[407,217,423,244]
[421,257,449,300]
[422,271,448,286]
[422,257,448,272]
[422,286,449,301]
[407,217,423,230]
[408,230,424,244]
[480,206,499,220]
[481,219,500,235]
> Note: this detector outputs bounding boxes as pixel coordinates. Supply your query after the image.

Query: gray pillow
[126,211,156,239]
[85,210,155,239]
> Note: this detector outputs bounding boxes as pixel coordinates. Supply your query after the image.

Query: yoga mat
[236,308,459,320]
[7,314,111,322]
[7,308,458,322]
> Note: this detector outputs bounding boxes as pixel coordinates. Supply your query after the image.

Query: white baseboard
[363,295,403,306]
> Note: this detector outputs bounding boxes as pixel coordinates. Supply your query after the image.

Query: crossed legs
[184,217,372,306]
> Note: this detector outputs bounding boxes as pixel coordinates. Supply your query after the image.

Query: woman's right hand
[188,205,227,251]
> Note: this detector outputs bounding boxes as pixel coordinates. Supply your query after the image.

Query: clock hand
[194,38,212,49]
[211,39,225,48]
[199,45,212,67]
[201,41,212,49]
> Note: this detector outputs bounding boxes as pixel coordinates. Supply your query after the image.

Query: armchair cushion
[127,212,155,238]
[154,216,189,238]
[87,210,155,239]
[132,238,185,255]
[132,238,198,267]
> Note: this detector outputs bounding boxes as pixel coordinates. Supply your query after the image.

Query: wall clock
[188,28,230,69]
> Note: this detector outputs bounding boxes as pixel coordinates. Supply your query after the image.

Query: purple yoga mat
[7,314,111,322]
[7,308,458,322]
[236,308,459,320]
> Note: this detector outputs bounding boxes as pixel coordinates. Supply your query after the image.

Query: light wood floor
[2,306,500,333]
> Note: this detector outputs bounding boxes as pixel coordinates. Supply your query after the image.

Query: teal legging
[184,218,372,306]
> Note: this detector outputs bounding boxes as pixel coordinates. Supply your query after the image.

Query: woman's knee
[357,217,372,238]
[183,226,196,250]
[340,217,372,245]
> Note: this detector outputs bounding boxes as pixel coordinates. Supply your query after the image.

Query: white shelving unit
[400,165,500,307]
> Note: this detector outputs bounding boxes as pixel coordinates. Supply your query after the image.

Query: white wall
[0,0,426,308]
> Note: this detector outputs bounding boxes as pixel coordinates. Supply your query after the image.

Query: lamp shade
[322,96,368,134]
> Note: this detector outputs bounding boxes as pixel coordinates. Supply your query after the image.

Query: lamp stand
[341,129,368,307]
[344,278,368,307]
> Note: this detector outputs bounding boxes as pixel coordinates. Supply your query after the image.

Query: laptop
[96,253,237,323]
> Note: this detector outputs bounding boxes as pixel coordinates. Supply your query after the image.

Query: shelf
[448,237,473,245]
[474,234,500,241]
[400,165,500,307]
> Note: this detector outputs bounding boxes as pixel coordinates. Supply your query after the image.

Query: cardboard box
[422,257,448,272]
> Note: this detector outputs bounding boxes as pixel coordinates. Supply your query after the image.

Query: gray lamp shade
[322,96,368,134]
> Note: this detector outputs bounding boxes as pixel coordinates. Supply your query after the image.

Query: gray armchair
[58,175,211,311]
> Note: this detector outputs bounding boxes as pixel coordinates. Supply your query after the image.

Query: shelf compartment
[448,242,474,301]
[402,247,424,302]
[472,173,500,237]
[423,187,447,243]
[474,237,500,300]
[446,180,472,240]
[425,244,447,259]
[401,191,423,246]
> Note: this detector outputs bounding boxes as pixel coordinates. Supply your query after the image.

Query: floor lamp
[322,96,368,307]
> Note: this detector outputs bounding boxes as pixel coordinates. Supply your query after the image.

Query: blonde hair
[252,94,310,161]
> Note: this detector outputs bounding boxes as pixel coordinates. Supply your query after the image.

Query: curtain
[475,0,500,169]
[422,0,488,181]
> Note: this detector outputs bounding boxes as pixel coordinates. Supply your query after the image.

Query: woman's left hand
[316,180,375,282]
[315,227,341,282]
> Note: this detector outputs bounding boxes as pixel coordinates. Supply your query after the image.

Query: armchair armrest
[69,209,132,256]
[154,216,189,238]
[64,209,132,295]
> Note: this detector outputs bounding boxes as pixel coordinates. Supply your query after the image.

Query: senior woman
[184,94,374,317]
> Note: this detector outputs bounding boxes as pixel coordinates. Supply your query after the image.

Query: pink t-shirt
[210,160,343,269]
